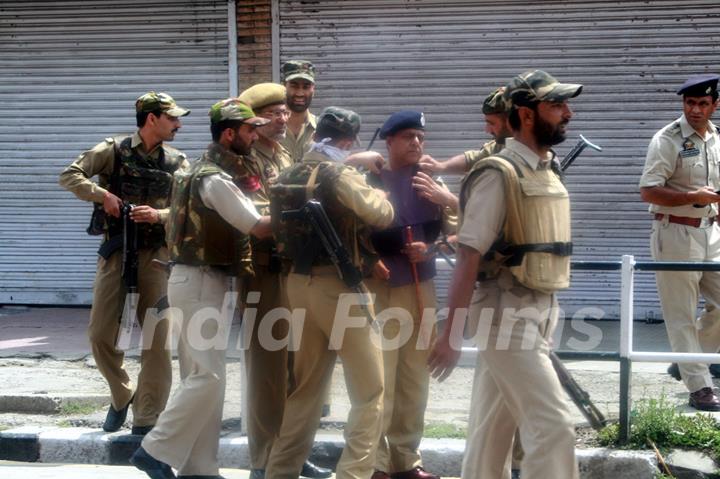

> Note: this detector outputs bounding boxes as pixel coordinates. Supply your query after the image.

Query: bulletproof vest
[459,151,572,293]
[106,136,185,249]
[165,143,253,277]
[269,151,369,274]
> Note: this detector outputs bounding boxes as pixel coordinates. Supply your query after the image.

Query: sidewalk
[0,306,711,477]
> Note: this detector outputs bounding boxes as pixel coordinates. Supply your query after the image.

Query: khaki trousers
[244,266,291,469]
[651,219,720,392]
[88,247,171,426]
[462,276,578,479]
[371,279,436,473]
[266,268,384,479]
[142,264,234,476]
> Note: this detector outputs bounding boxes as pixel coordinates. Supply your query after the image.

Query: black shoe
[710,364,720,378]
[667,363,681,381]
[301,460,332,479]
[130,446,176,479]
[103,397,132,432]
[249,470,265,479]
[131,425,154,436]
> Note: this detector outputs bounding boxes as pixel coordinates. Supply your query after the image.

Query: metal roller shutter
[0,0,230,304]
[278,0,720,319]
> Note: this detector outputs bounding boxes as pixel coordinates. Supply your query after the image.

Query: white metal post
[620,254,635,358]
[228,0,239,97]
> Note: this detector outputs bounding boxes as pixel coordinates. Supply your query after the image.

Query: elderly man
[59,92,190,435]
[640,74,720,411]
[429,70,581,479]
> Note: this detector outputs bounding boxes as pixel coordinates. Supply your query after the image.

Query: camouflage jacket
[166,143,254,276]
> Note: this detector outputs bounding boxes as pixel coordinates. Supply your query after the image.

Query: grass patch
[424,422,467,439]
[58,401,102,416]
[56,419,72,428]
[597,394,720,462]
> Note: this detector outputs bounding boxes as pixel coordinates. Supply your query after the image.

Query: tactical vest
[165,144,253,277]
[269,151,373,275]
[103,136,186,249]
[459,151,572,293]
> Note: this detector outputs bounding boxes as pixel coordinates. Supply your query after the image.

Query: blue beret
[379,110,426,139]
[677,74,720,96]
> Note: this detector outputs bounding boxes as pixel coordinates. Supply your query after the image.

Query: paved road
[0,461,255,478]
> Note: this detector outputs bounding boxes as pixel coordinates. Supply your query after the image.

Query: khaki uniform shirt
[246,140,294,217]
[640,114,720,218]
[280,112,317,163]
[463,139,505,171]
[58,131,188,224]
[459,138,554,254]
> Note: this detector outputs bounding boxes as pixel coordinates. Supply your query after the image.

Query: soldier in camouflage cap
[419,85,513,179]
[59,92,191,437]
[430,70,581,478]
[280,60,318,163]
[132,97,274,479]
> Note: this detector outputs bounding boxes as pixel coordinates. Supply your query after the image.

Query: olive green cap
[238,83,287,111]
[317,106,361,139]
[135,91,190,117]
[208,98,270,126]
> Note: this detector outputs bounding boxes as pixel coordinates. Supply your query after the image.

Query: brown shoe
[689,387,720,411]
[392,467,440,479]
[372,472,392,479]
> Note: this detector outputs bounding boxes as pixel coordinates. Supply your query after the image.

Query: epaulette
[103,137,115,145]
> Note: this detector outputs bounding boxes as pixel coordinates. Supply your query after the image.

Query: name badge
[680,138,701,158]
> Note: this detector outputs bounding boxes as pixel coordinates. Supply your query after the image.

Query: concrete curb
[0,426,661,478]
[0,394,110,414]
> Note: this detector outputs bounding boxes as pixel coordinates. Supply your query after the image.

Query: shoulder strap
[304,163,322,201]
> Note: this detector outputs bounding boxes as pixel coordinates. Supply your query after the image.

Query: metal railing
[460,255,720,444]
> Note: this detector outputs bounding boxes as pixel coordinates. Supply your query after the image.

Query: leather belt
[654,213,716,228]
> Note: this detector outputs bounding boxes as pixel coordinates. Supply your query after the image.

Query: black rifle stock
[282,200,365,293]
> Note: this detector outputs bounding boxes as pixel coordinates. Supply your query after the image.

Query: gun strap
[486,240,573,267]
[305,164,321,201]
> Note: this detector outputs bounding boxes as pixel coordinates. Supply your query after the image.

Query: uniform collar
[252,139,277,160]
[505,137,554,171]
[131,131,163,155]
[307,111,317,129]
[679,114,715,142]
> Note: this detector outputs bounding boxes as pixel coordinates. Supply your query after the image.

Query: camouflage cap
[238,83,286,111]
[135,91,190,117]
[504,70,583,107]
[482,87,509,115]
[317,106,361,139]
[208,98,270,126]
[281,59,316,83]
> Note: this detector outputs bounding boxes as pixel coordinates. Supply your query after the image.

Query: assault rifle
[560,134,603,171]
[440,239,607,430]
[281,200,371,311]
[116,203,139,350]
